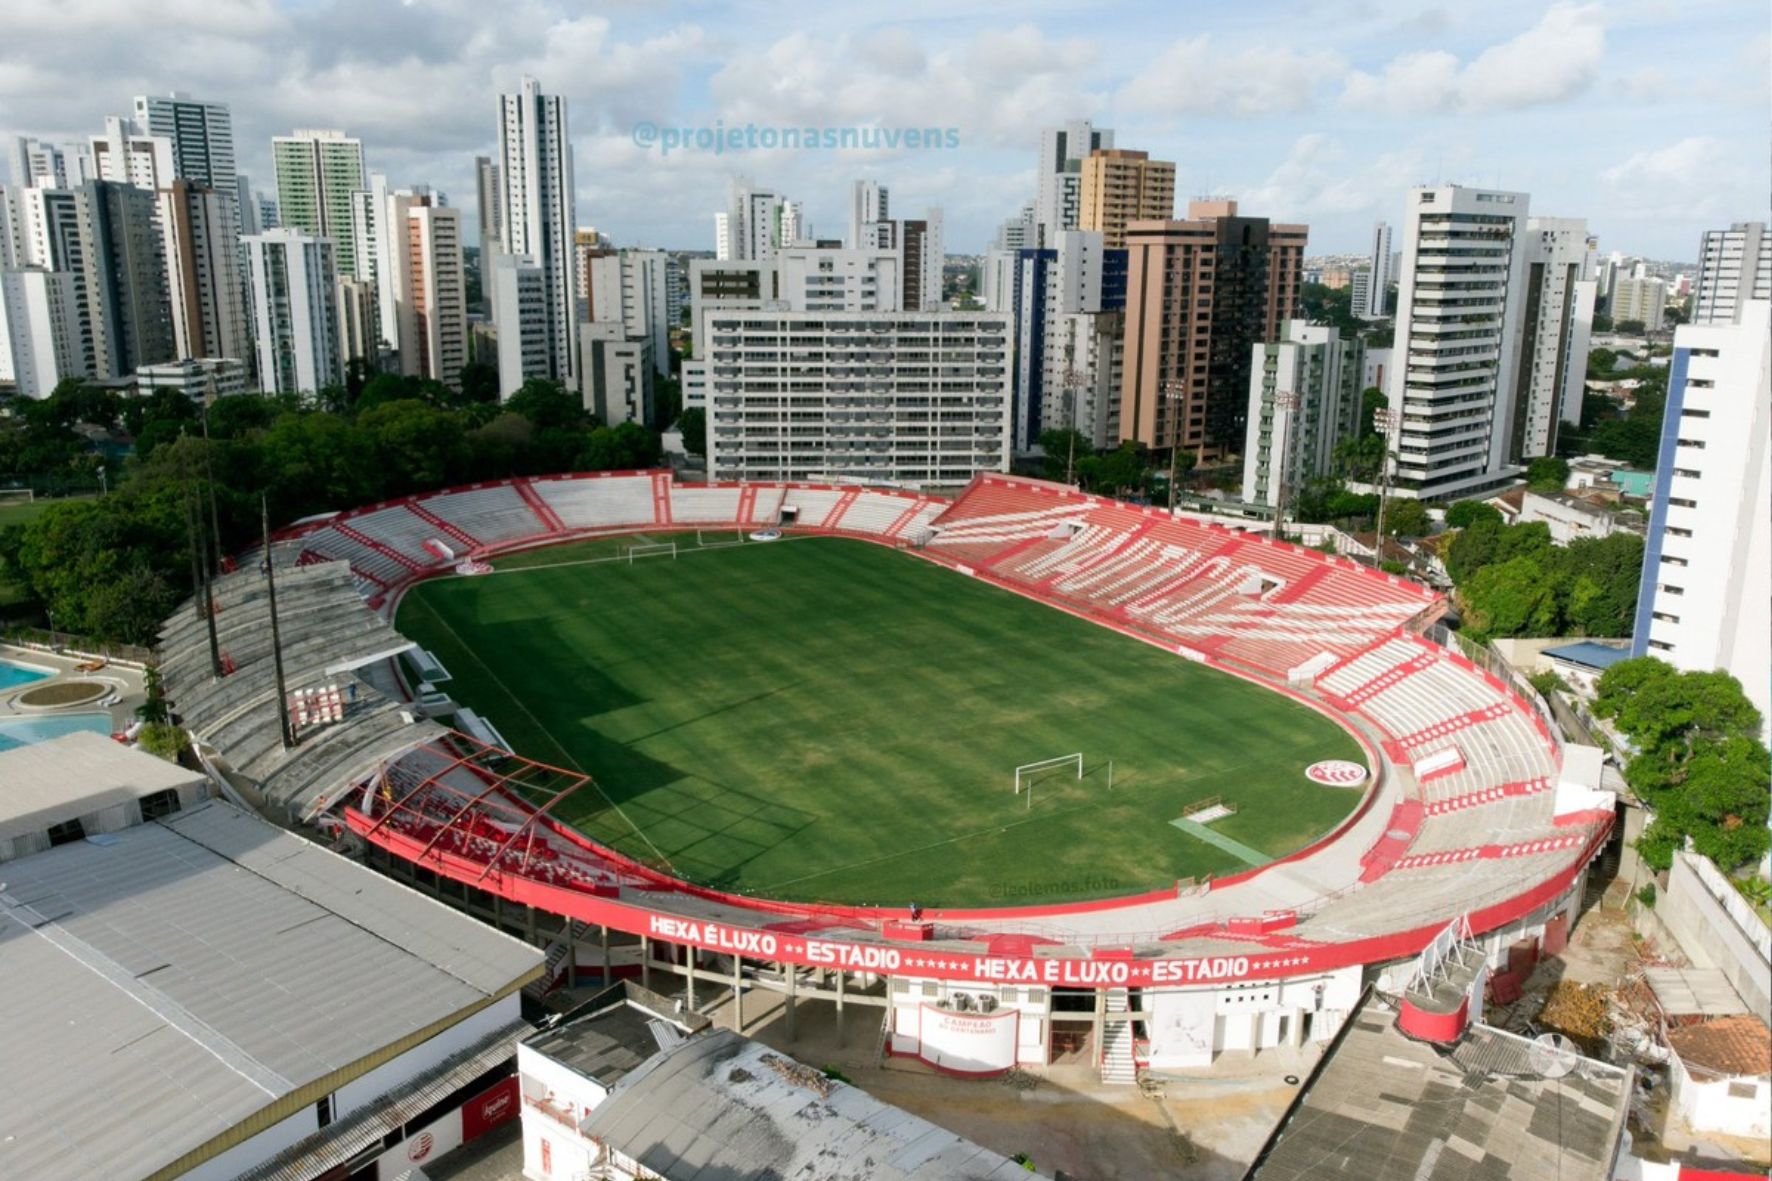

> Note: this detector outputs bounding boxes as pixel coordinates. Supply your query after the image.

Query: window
[1727,1080,1758,1100]
[315,1094,334,1128]
[46,818,86,847]
[1676,439,1705,449]
[140,789,182,822]
[1682,407,1711,418]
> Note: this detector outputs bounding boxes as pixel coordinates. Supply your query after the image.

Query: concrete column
[1290,1006,1306,1048]
[640,934,651,990]
[1092,989,1107,1064]
[600,925,611,985]
[524,904,537,943]
[686,948,697,1010]
[835,969,846,1047]
[786,962,798,1042]
[732,957,744,1033]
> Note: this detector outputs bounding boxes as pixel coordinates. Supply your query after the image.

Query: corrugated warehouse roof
[1246,995,1632,1181]
[578,1029,1047,1180]
[0,799,543,1181]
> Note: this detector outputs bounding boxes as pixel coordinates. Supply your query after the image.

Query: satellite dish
[1528,1032,1581,1079]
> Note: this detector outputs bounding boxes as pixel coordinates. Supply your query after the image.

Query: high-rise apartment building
[1383,185,1532,500]
[1349,270,1372,319]
[700,310,1011,485]
[1078,149,1174,249]
[489,253,549,396]
[1691,221,1769,326]
[850,180,890,249]
[1363,221,1393,319]
[9,137,81,190]
[474,155,502,262]
[133,94,236,192]
[578,321,655,426]
[1119,199,1306,461]
[272,129,368,278]
[89,117,173,190]
[582,248,671,378]
[1510,219,1595,459]
[495,77,577,385]
[991,229,1127,450]
[1035,120,1112,246]
[1609,275,1666,329]
[897,212,944,312]
[244,228,342,396]
[403,199,466,388]
[995,202,1036,252]
[0,268,83,397]
[1241,322,1362,509]
[1631,299,1770,738]
[716,178,802,262]
[158,179,249,362]
[774,245,900,312]
[74,179,174,380]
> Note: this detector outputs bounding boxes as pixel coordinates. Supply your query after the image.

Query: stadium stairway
[1101,988,1137,1085]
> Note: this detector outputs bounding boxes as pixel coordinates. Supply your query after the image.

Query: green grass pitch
[394,535,1366,907]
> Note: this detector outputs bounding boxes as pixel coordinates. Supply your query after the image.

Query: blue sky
[2,0,1766,258]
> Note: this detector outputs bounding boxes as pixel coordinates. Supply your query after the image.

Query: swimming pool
[0,711,114,752]
[0,658,52,692]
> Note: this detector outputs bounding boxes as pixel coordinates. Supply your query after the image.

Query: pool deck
[0,643,145,731]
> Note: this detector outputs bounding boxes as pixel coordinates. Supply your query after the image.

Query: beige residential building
[1119,199,1306,461]
[1078,149,1175,249]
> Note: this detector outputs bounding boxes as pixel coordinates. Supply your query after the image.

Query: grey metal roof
[0,730,205,841]
[0,799,542,1181]
[525,982,710,1089]
[1246,995,1632,1181]
[578,1030,1047,1180]
[1542,641,1633,671]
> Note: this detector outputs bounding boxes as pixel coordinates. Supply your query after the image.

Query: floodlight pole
[263,495,293,750]
[1371,407,1399,569]
[1161,379,1186,514]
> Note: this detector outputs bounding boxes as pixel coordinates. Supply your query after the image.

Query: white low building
[1665,1016,1771,1141]
[135,357,250,399]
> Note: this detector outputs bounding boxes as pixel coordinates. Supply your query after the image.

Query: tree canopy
[1593,658,1770,871]
[0,383,666,644]
[1445,517,1642,640]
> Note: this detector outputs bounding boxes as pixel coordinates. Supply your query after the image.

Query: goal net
[1014,752,1084,811]
[628,541,678,564]
[695,529,747,549]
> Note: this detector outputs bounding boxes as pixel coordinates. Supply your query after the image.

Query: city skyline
[1,0,1765,260]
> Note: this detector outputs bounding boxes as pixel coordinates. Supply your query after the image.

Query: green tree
[1445,500,1503,529]
[504,378,589,432]
[1459,554,1564,638]
[459,361,500,405]
[676,407,707,458]
[1037,428,1091,485]
[1383,498,1431,537]
[356,400,471,495]
[1615,319,1647,336]
[1593,658,1770,870]
[1526,456,1570,492]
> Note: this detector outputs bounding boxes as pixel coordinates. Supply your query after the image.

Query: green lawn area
[395,536,1364,907]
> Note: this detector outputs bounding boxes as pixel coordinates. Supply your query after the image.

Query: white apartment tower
[1363,221,1392,319]
[717,179,802,262]
[134,94,236,194]
[1242,322,1363,508]
[9,137,81,190]
[89,117,174,191]
[474,155,501,262]
[1610,276,1667,330]
[244,228,343,396]
[1035,121,1113,246]
[0,268,83,397]
[582,248,671,378]
[496,77,577,385]
[1510,218,1596,458]
[1691,222,1770,326]
[404,199,467,389]
[489,253,550,396]
[1631,299,1771,738]
[1384,185,1532,500]
[851,179,890,249]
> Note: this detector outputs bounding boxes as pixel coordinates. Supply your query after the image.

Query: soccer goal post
[1014,752,1084,810]
[628,541,678,564]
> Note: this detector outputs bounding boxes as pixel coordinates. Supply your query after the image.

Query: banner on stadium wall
[347,812,1605,991]
[375,1076,520,1179]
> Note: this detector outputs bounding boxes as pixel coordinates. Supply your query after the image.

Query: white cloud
[1343,2,1606,112]
[1598,136,1753,224]
[1237,134,1468,225]
[1117,38,1347,117]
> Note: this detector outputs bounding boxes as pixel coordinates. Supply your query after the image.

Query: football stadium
[160,471,1617,1079]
